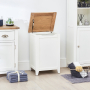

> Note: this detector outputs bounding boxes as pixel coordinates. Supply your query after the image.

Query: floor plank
[0,67,90,90]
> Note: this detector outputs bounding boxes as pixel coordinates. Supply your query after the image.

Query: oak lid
[28,12,57,33]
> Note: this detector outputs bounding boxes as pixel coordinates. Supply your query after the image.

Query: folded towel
[9,80,18,83]
[20,77,28,80]
[7,76,27,81]
[76,66,83,72]
[9,77,18,80]
[8,77,18,81]
[10,78,18,81]
[7,76,18,81]
[20,77,27,79]
[19,73,27,75]
[8,76,18,83]
[7,70,28,83]
[20,76,27,78]
[7,73,18,80]
[10,79,18,81]
[20,78,28,82]
[7,71,15,80]
[9,77,28,83]
[8,76,18,79]
[74,62,87,78]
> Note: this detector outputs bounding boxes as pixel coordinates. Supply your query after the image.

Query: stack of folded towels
[7,70,28,83]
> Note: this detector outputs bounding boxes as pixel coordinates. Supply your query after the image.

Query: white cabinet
[77,28,90,65]
[0,26,19,74]
[28,12,60,75]
[30,32,60,75]
[67,0,90,66]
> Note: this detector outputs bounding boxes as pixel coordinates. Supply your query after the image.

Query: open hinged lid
[28,12,57,33]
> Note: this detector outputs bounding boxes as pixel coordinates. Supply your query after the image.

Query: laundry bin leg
[35,70,39,76]
[57,68,60,73]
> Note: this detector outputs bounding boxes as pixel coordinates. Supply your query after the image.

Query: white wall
[0,0,67,70]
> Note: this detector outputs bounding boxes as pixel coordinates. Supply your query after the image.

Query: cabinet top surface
[0,25,20,30]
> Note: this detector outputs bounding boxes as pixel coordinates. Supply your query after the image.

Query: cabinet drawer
[0,31,14,40]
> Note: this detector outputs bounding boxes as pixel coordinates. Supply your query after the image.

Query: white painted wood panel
[14,30,18,70]
[77,28,90,65]
[0,43,14,71]
[67,0,77,65]
[0,31,14,41]
[39,38,59,69]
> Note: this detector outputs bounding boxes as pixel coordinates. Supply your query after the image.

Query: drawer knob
[1,35,8,38]
[78,46,80,48]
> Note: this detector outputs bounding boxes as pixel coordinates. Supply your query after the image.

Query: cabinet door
[77,29,90,65]
[39,36,60,70]
[0,43,14,72]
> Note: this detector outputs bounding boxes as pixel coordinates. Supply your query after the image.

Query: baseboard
[60,58,67,67]
[18,58,67,70]
[18,61,30,70]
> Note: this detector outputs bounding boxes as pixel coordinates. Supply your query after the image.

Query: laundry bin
[28,12,60,75]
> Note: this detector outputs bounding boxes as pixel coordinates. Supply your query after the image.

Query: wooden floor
[0,67,90,90]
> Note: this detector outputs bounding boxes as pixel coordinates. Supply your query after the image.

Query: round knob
[78,46,80,48]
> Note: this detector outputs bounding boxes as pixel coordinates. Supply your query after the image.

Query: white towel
[73,62,87,78]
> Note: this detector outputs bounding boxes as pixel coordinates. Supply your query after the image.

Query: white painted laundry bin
[28,12,60,75]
